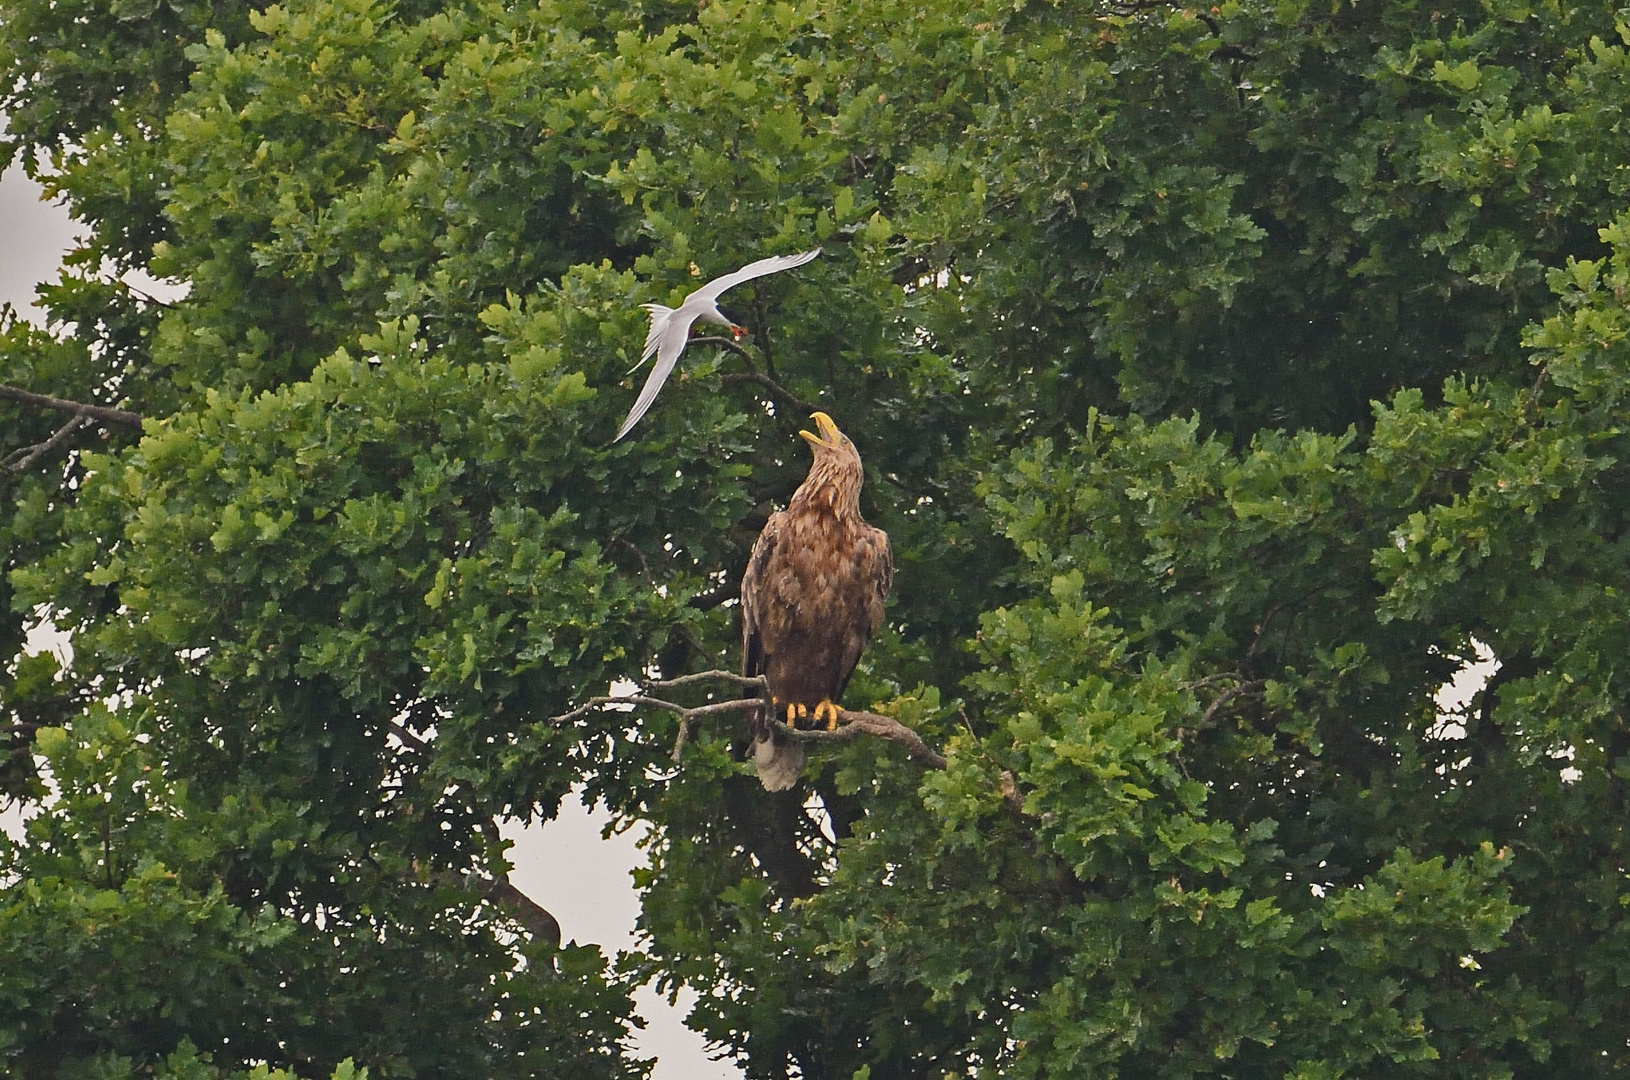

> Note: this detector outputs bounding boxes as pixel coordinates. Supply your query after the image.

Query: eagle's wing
[740,509,786,680]
[693,248,821,305]
[868,524,893,627]
[741,510,807,790]
[832,523,893,701]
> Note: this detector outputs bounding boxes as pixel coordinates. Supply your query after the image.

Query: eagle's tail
[751,715,804,791]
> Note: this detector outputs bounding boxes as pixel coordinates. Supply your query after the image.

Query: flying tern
[613,248,821,442]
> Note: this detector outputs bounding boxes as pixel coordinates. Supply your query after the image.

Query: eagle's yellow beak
[798,411,841,449]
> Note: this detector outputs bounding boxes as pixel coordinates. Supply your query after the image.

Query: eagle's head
[794,411,864,518]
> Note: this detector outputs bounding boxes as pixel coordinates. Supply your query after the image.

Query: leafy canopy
[4,0,1630,1075]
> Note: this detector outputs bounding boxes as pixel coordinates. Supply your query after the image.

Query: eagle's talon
[814,700,840,730]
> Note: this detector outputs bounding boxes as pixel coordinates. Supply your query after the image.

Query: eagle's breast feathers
[741,412,891,790]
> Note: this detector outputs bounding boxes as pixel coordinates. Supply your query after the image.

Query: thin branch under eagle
[548,670,947,771]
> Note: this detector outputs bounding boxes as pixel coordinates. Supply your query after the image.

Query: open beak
[798,411,841,449]
[730,325,748,340]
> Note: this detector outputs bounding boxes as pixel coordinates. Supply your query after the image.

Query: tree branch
[782,708,948,769]
[0,384,143,427]
[686,335,824,417]
[644,669,767,692]
[549,670,948,769]
[720,371,822,417]
[689,334,760,368]
[5,414,91,472]
[449,820,564,948]
[448,871,563,949]
[1198,679,1266,728]
[551,694,766,728]
[387,717,432,753]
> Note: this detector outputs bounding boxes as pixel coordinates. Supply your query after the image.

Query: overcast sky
[0,154,737,1080]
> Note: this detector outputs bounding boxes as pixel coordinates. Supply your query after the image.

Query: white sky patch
[1,146,187,328]
[1430,639,1499,740]
[505,790,744,1080]
[24,611,73,669]
[0,154,83,327]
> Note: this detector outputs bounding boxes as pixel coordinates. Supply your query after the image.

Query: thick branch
[444,820,564,948]
[476,874,563,948]
[441,870,562,948]
[387,718,432,753]
[0,383,143,427]
[781,709,948,769]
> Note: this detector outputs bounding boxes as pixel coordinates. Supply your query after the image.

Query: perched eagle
[742,411,892,790]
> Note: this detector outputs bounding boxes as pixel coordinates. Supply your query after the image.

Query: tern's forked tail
[635,303,675,369]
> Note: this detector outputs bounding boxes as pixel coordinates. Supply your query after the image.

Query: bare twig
[1180,672,1248,692]
[121,282,178,310]
[0,384,143,427]
[685,334,823,418]
[548,670,948,770]
[689,334,761,368]
[643,669,766,692]
[720,371,822,417]
[610,536,657,587]
[5,414,91,472]
[671,716,693,763]
[1198,679,1266,728]
[550,694,765,728]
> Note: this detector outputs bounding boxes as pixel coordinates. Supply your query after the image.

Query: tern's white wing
[614,306,700,442]
[613,248,820,442]
[693,248,821,304]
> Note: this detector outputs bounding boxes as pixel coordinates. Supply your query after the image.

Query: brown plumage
[742,411,892,790]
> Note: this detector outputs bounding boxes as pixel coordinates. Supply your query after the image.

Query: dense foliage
[5,0,1630,1075]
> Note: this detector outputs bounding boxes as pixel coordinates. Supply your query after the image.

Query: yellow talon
[784,702,798,725]
[814,700,840,730]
